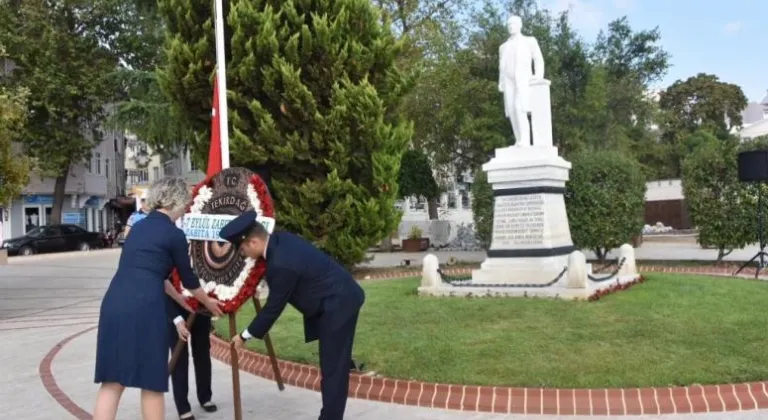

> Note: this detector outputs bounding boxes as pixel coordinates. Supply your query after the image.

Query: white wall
[645,179,683,201]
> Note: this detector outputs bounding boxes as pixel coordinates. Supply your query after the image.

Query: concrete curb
[7,248,121,264]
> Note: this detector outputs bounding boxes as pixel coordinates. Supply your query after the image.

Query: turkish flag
[206,77,223,177]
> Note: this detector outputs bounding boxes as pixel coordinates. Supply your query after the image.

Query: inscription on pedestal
[492,194,545,247]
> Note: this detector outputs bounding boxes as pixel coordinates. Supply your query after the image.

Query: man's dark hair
[244,221,269,240]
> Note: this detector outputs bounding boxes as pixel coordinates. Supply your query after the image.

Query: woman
[93,177,223,420]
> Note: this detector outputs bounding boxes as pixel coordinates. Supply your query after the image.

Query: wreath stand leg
[168,313,197,374]
[251,296,285,391]
[228,313,244,420]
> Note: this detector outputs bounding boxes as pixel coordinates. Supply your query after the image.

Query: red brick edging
[39,326,96,420]
[211,264,768,415]
[210,336,768,415]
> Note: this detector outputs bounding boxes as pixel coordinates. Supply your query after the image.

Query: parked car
[1,224,105,256]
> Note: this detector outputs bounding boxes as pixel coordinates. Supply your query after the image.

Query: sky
[542,0,768,102]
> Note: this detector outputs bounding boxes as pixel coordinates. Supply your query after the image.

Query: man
[498,15,545,147]
[168,297,217,420]
[222,211,365,420]
[123,191,150,238]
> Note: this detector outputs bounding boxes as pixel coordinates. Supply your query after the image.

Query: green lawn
[214,274,768,388]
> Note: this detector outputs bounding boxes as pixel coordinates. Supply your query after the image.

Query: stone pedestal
[471,145,574,285]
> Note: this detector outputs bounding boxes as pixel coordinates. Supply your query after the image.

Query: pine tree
[160,0,413,266]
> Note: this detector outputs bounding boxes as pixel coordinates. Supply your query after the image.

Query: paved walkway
[3,249,768,419]
[361,239,768,268]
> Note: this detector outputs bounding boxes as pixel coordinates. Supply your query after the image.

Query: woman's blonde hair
[145,176,190,215]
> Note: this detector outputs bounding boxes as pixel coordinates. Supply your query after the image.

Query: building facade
[1,128,126,240]
[123,135,205,205]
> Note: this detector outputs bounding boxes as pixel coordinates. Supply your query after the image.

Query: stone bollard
[421,254,441,288]
[0,248,6,265]
[619,244,637,276]
[566,250,587,288]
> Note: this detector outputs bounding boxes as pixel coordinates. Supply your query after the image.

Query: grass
[214,273,768,389]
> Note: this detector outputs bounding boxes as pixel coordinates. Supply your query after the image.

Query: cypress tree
[160,0,413,265]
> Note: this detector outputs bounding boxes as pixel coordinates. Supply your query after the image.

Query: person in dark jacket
[223,211,365,420]
[168,297,217,420]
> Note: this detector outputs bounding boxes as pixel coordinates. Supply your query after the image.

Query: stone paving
[360,239,768,268]
[3,248,768,419]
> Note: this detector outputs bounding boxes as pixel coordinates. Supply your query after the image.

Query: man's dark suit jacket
[246,231,365,343]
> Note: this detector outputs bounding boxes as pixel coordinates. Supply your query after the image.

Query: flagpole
[214,0,230,169]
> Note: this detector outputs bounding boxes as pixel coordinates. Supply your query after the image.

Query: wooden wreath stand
[168,294,284,420]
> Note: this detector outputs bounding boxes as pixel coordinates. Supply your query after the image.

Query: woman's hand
[203,298,224,317]
[176,321,190,341]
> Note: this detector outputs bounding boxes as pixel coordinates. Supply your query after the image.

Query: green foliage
[0,0,139,223]
[681,135,754,261]
[471,169,493,249]
[565,150,646,261]
[107,70,196,158]
[397,149,439,200]
[0,53,30,205]
[407,225,423,240]
[161,0,413,266]
[660,73,748,176]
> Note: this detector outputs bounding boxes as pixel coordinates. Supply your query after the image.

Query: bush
[471,169,494,249]
[682,134,758,261]
[565,150,646,261]
[407,225,423,240]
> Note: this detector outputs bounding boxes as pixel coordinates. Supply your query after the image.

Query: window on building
[461,189,470,209]
[447,192,457,209]
[86,156,92,173]
[105,159,110,180]
[152,166,159,180]
[189,153,198,172]
[163,161,176,177]
[95,152,102,175]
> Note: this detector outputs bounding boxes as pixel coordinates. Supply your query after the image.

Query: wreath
[171,172,274,314]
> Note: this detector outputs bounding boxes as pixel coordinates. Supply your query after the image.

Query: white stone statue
[498,16,545,147]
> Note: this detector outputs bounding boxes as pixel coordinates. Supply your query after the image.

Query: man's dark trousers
[317,312,359,420]
[167,314,213,415]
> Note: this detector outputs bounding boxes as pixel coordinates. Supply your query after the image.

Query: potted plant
[402,225,429,252]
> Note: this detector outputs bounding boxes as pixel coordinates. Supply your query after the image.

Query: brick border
[212,265,768,415]
[210,337,768,415]
[39,326,97,420]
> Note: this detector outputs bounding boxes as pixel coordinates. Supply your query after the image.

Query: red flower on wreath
[171,173,275,314]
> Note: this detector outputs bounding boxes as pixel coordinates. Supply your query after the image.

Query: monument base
[471,255,568,285]
[473,144,574,285]
[418,273,641,300]
[419,246,641,301]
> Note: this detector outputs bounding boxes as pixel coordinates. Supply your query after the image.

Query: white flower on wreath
[181,183,262,300]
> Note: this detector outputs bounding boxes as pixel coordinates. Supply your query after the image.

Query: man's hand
[231,334,245,350]
[176,322,190,342]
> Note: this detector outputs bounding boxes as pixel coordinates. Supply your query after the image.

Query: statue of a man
[499,16,545,147]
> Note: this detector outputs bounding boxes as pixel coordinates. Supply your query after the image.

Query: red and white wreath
[171,173,274,314]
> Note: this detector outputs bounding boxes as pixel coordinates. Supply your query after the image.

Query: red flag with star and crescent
[206,77,223,177]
